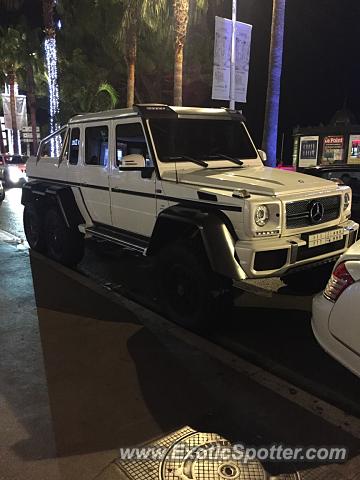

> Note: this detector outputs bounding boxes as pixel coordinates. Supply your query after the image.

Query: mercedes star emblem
[309,200,325,224]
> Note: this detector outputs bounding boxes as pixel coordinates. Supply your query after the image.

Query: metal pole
[230,0,237,110]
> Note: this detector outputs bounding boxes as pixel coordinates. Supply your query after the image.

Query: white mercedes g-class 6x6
[22,105,358,326]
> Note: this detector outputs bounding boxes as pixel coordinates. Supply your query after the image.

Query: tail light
[324,262,354,302]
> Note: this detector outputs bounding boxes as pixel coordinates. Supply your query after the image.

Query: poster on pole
[321,135,344,164]
[1,94,28,130]
[299,136,319,167]
[212,16,252,103]
[348,135,360,164]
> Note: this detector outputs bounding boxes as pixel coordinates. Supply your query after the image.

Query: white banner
[212,16,252,103]
[1,94,28,130]
[299,136,319,167]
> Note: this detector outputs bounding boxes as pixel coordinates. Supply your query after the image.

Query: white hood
[163,166,338,197]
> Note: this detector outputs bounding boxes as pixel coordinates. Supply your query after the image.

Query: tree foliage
[1,0,226,127]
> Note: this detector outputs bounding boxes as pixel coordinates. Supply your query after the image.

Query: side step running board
[86,225,148,254]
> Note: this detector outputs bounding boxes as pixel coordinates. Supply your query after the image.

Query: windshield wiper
[206,153,243,166]
[165,155,208,168]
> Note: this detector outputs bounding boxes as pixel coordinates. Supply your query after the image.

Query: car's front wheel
[23,204,46,252]
[157,243,232,331]
[45,207,84,266]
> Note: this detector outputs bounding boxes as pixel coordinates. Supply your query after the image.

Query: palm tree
[25,61,38,154]
[15,22,44,155]
[42,0,60,154]
[261,0,286,167]
[0,26,23,154]
[118,0,167,107]
[172,0,212,106]
[173,0,189,106]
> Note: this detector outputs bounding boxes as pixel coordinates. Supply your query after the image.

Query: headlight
[344,192,351,210]
[254,205,270,226]
[8,167,21,184]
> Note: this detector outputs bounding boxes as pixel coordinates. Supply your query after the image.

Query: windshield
[149,118,258,163]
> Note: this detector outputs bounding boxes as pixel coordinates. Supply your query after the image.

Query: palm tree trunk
[42,0,54,35]
[43,0,60,155]
[174,44,184,106]
[8,71,19,155]
[261,0,286,167]
[26,63,38,154]
[126,27,137,108]
[173,0,189,106]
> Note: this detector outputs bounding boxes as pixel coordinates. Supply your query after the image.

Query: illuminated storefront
[292,109,360,168]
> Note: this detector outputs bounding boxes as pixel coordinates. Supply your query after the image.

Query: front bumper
[235,220,359,279]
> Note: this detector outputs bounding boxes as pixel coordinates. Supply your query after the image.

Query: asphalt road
[1,186,359,417]
[1,186,360,480]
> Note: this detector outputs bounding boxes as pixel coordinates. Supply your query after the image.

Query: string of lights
[44,36,60,156]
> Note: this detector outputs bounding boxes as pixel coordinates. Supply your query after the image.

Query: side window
[115,123,152,167]
[40,129,66,157]
[40,141,50,157]
[69,128,81,165]
[85,125,109,166]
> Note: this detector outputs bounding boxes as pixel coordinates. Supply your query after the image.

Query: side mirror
[258,150,267,163]
[121,154,146,168]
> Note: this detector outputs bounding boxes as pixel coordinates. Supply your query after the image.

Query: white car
[0,154,28,187]
[312,240,360,377]
[22,104,359,327]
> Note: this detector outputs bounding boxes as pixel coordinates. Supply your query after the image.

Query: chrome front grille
[286,195,341,229]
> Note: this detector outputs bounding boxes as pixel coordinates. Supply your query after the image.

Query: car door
[109,119,157,237]
[79,122,112,225]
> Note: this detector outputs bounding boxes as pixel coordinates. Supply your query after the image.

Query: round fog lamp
[255,205,270,227]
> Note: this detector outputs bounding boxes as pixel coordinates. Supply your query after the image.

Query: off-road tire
[157,243,233,331]
[23,204,46,252]
[45,207,84,266]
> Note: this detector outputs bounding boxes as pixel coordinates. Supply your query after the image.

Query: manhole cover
[161,431,267,480]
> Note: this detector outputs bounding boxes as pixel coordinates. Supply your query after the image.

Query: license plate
[308,228,344,248]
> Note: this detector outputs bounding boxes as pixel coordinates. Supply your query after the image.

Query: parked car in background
[297,165,360,223]
[0,154,28,187]
[312,240,360,377]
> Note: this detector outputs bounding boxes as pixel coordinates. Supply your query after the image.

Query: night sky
[228,0,360,153]
[2,0,360,157]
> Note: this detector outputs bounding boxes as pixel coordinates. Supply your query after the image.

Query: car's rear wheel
[23,204,46,252]
[157,243,232,331]
[45,207,84,266]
